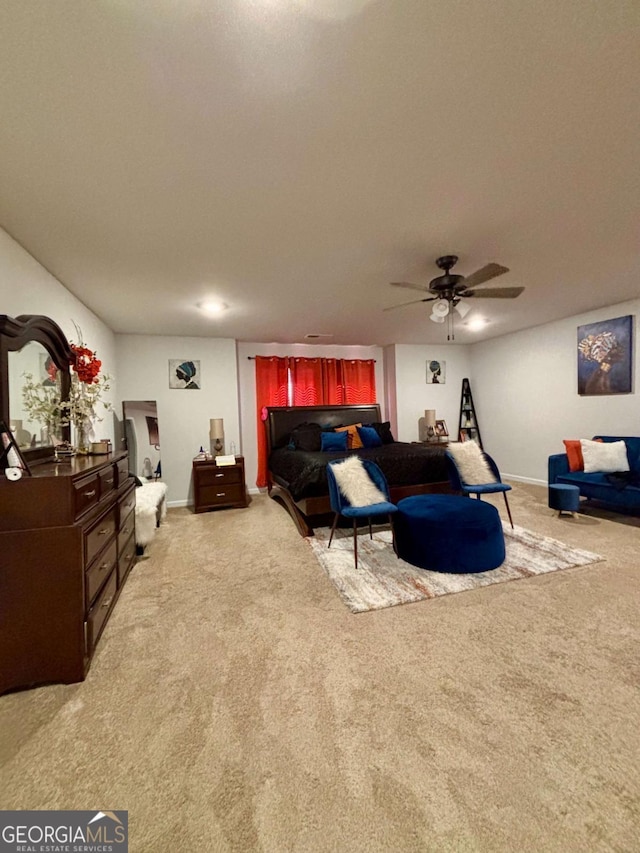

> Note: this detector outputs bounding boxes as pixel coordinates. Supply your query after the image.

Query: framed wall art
[577,315,633,395]
[169,359,201,389]
[426,359,445,384]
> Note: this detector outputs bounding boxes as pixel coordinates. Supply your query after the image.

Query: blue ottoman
[395,494,505,574]
[548,483,580,517]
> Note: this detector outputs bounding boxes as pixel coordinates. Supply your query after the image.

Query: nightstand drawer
[198,483,244,506]
[196,466,241,486]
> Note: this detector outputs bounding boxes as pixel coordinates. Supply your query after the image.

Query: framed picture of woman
[435,419,448,438]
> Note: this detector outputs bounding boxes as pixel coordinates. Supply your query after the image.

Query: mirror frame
[0,314,75,461]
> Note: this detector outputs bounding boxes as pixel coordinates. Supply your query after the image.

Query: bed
[266,404,450,536]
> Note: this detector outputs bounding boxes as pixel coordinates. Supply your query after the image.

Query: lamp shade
[424,410,436,428]
[209,418,224,439]
[454,300,471,319]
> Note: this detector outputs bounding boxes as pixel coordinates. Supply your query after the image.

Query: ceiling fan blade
[463,286,525,299]
[383,297,436,311]
[462,263,509,289]
[390,281,430,293]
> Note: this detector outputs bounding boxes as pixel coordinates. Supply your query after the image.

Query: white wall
[391,344,473,443]
[470,299,640,483]
[237,342,384,490]
[115,335,240,506]
[0,228,117,442]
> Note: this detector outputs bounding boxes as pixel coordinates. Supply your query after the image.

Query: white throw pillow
[447,441,497,485]
[330,456,387,507]
[580,439,630,473]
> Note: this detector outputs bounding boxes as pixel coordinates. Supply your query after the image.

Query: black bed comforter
[269,442,449,501]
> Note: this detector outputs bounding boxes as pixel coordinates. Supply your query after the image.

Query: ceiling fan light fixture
[432,299,450,318]
[454,300,471,319]
[429,312,446,324]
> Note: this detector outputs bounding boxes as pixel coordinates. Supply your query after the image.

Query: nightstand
[192,456,248,513]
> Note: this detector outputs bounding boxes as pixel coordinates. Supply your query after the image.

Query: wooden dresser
[192,455,248,512]
[0,451,136,694]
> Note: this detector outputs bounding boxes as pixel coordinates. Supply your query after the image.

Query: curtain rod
[247,356,376,361]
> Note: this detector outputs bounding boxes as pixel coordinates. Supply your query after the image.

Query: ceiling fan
[385,255,524,340]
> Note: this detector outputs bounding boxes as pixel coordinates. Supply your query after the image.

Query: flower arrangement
[21,323,112,452]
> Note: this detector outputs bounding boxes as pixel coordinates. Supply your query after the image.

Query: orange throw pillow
[563,438,601,472]
[335,423,364,449]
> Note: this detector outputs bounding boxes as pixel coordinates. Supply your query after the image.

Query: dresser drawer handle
[122,526,130,534]
[101,597,113,609]
[98,528,110,536]
[215,473,224,478]
[216,492,226,497]
[104,477,114,485]
[99,562,109,571]
[84,489,96,498]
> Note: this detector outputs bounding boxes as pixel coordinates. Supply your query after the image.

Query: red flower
[71,343,102,384]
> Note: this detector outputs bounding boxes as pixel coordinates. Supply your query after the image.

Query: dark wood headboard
[265,404,382,454]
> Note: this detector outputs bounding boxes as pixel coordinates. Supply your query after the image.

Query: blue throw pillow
[321,431,348,452]
[357,425,382,448]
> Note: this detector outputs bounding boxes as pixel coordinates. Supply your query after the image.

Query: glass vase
[75,421,91,454]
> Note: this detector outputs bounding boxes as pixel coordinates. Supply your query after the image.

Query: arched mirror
[0,315,73,462]
[122,400,161,480]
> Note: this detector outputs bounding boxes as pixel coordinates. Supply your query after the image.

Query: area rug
[307,525,604,613]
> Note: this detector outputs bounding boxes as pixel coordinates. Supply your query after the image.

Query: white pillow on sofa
[580,439,630,473]
[330,456,387,506]
[447,441,496,485]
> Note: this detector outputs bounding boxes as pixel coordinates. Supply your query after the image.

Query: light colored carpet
[1,484,639,852]
[308,524,604,612]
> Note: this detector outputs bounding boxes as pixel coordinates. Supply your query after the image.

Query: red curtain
[255,356,376,488]
[341,359,376,404]
[290,358,323,406]
[321,358,344,405]
[255,356,289,488]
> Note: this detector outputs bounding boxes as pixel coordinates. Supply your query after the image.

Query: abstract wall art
[577,315,633,395]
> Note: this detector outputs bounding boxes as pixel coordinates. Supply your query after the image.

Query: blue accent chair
[326,460,398,569]
[445,449,514,529]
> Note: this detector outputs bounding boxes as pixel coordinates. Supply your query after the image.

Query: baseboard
[248,487,265,496]
[167,499,191,508]
[504,473,546,487]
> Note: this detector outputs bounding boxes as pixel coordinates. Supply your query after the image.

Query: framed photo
[0,421,31,476]
[426,359,445,384]
[169,359,201,389]
[577,315,633,395]
[435,419,448,437]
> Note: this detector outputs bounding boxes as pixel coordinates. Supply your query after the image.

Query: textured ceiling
[0,0,639,345]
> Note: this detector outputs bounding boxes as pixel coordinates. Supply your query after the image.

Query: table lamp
[210,418,224,457]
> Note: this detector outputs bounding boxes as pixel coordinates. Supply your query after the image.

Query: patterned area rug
[307,525,604,613]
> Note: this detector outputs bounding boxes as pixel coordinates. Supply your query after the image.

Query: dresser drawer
[87,567,118,653]
[84,506,117,566]
[74,474,100,519]
[116,457,130,488]
[198,483,244,507]
[118,506,135,554]
[196,465,241,487]
[86,537,118,607]
[118,531,137,587]
[118,485,136,523]
[99,464,116,499]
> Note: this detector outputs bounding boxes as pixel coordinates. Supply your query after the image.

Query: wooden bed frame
[265,404,450,537]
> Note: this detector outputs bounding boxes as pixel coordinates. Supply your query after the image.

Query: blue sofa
[548,436,640,513]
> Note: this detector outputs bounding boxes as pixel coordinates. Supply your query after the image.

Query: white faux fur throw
[447,441,496,485]
[330,456,387,507]
[135,481,168,546]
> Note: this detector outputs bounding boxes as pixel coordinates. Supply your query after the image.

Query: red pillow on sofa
[563,438,602,472]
